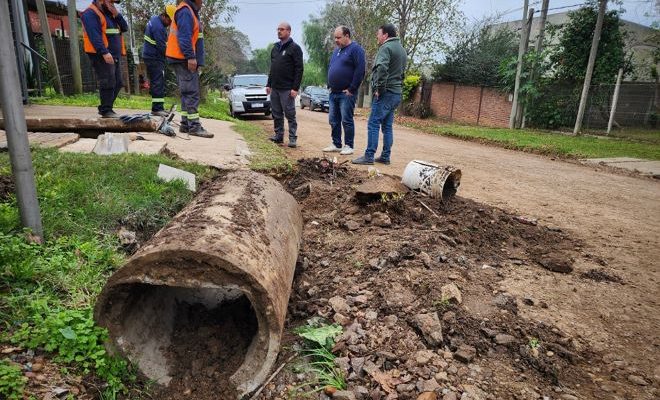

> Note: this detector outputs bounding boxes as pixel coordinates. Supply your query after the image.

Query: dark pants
[89,53,123,114]
[145,58,165,112]
[329,91,357,148]
[270,89,297,140]
[365,91,402,162]
[172,63,201,129]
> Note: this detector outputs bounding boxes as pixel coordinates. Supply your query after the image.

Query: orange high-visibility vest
[82,3,126,56]
[165,2,200,60]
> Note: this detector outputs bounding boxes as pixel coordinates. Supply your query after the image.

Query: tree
[433,22,517,86]
[497,1,634,129]
[303,17,333,79]
[389,0,463,65]
[249,44,274,74]
[549,1,632,86]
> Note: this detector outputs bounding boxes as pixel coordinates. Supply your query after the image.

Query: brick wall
[427,82,512,128]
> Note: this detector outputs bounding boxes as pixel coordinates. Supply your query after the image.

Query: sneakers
[288,139,297,148]
[189,127,214,138]
[351,156,374,165]
[100,111,119,118]
[323,144,341,152]
[340,145,354,155]
[269,136,284,144]
[375,157,390,165]
[151,110,169,117]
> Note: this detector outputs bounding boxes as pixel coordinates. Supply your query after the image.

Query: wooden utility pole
[36,0,63,94]
[67,0,82,94]
[521,0,549,128]
[509,0,529,129]
[515,7,535,128]
[0,0,44,240]
[574,0,607,135]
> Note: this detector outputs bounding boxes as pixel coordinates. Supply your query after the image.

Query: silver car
[225,74,271,118]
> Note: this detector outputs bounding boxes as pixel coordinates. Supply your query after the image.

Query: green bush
[402,74,421,102]
[0,360,26,400]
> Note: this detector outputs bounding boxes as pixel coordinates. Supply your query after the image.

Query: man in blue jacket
[81,0,128,118]
[323,26,365,156]
[142,6,174,117]
[166,0,212,138]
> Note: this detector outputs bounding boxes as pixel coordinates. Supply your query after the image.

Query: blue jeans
[365,91,401,161]
[329,91,357,148]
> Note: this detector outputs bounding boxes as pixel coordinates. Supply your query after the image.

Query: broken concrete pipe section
[94,170,303,398]
[401,160,461,201]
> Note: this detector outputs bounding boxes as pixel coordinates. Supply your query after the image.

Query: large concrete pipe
[94,170,303,398]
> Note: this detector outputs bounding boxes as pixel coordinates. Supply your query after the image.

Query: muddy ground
[249,158,655,400]
[6,158,657,400]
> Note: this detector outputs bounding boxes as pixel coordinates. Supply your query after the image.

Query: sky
[73,0,657,57]
[230,0,657,54]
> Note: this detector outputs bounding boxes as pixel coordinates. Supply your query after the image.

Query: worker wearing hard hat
[166,0,212,138]
[142,5,175,117]
[81,0,128,118]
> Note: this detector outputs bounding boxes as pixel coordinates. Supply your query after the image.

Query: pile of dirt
[154,295,258,400]
[249,158,654,400]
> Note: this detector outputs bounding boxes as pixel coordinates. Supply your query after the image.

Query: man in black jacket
[266,22,304,147]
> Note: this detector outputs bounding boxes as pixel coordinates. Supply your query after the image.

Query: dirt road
[254,109,660,379]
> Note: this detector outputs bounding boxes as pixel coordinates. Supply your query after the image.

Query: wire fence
[525,81,659,131]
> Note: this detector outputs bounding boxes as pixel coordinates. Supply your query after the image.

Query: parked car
[225,74,271,118]
[300,86,330,112]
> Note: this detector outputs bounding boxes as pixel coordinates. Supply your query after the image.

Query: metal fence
[31,35,130,96]
[525,81,659,131]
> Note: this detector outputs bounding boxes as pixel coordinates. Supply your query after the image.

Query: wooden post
[607,68,624,135]
[450,83,457,119]
[515,7,535,128]
[574,0,607,135]
[509,0,529,129]
[67,0,82,94]
[476,86,484,125]
[0,0,44,239]
[523,0,550,129]
[35,0,63,95]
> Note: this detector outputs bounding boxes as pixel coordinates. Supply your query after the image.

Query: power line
[229,0,324,4]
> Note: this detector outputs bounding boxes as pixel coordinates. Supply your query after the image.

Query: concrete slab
[61,138,97,153]
[0,131,79,149]
[583,157,647,164]
[129,140,168,155]
[19,105,250,169]
[93,133,130,155]
[581,157,660,177]
[157,164,196,191]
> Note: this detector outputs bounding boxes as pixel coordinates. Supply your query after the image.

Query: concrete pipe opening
[94,170,303,399]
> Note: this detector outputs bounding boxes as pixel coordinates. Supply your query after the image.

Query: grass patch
[399,118,660,160]
[0,147,214,398]
[232,121,293,172]
[291,320,346,397]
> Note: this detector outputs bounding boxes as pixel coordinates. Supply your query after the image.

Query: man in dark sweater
[266,22,304,148]
[323,26,365,155]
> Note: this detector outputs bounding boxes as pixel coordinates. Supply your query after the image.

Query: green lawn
[0,147,214,399]
[0,92,290,399]
[399,118,660,160]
